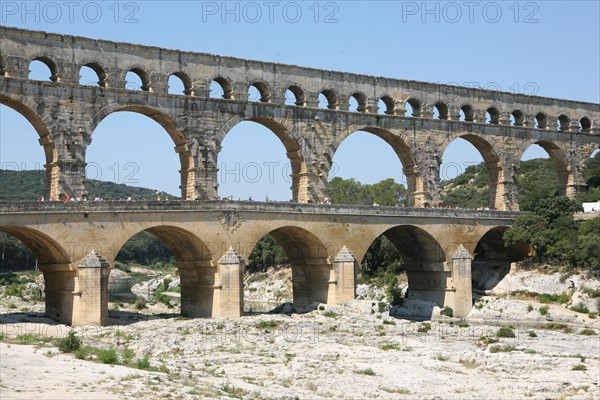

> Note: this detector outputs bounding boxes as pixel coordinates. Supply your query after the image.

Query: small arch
[378,95,395,115]
[168,72,192,95]
[29,57,58,82]
[433,101,449,120]
[79,63,106,87]
[348,92,367,112]
[459,104,475,122]
[125,68,150,91]
[535,112,547,129]
[285,85,305,106]
[404,98,421,117]
[248,81,270,103]
[318,89,338,110]
[210,77,233,99]
[511,110,525,126]
[486,107,500,124]
[580,116,592,133]
[557,115,570,131]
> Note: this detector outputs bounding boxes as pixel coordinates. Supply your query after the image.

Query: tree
[504,197,586,268]
[328,177,407,206]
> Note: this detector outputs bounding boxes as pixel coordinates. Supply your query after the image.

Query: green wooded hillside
[0,169,176,201]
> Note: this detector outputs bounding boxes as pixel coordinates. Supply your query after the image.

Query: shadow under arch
[361,225,448,311]
[472,226,531,293]
[439,133,502,210]
[216,116,308,202]
[90,105,195,199]
[115,225,215,318]
[331,126,420,206]
[0,94,59,199]
[0,225,73,324]
[247,225,333,307]
[517,140,569,197]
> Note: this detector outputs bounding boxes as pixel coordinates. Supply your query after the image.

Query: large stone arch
[244,225,335,306]
[215,115,308,202]
[515,140,570,196]
[113,224,216,317]
[89,104,195,199]
[438,133,506,210]
[357,224,448,306]
[0,93,60,199]
[329,126,421,206]
[471,226,531,293]
[0,225,75,323]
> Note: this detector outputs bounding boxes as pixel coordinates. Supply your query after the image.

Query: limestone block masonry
[0,26,598,210]
[0,27,599,326]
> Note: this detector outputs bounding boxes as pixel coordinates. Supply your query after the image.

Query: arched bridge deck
[1,201,521,325]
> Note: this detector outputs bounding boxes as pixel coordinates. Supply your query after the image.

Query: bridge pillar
[41,265,78,325]
[451,245,473,318]
[292,263,333,306]
[73,251,110,326]
[406,268,450,306]
[189,144,219,200]
[53,124,92,199]
[178,261,219,317]
[332,246,358,303]
[217,248,244,317]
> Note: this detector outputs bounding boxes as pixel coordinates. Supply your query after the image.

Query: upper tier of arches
[0,27,597,135]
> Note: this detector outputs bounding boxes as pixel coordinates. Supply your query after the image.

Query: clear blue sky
[1,1,599,200]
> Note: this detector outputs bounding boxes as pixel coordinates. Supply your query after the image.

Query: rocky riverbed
[1,267,599,399]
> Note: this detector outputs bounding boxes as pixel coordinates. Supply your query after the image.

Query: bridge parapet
[0,200,522,220]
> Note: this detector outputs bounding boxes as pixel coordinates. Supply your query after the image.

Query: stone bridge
[0,201,525,325]
[1,26,599,210]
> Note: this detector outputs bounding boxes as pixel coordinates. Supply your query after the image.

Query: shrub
[539,305,549,315]
[581,287,600,298]
[355,368,375,376]
[497,325,516,338]
[541,322,568,331]
[570,303,590,314]
[98,347,118,364]
[572,364,587,371]
[489,345,515,353]
[528,331,537,338]
[57,331,81,353]
[255,320,279,329]
[536,292,570,304]
[441,306,454,318]
[323,310,339,318]
[134,298,146,310]
[134,357,151,370]
[417,322,431,333]
[478,336,499,345]
[579,328,596,336]
[527,304,534,312]
[386,279,404,307]
[588,312,597,319]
